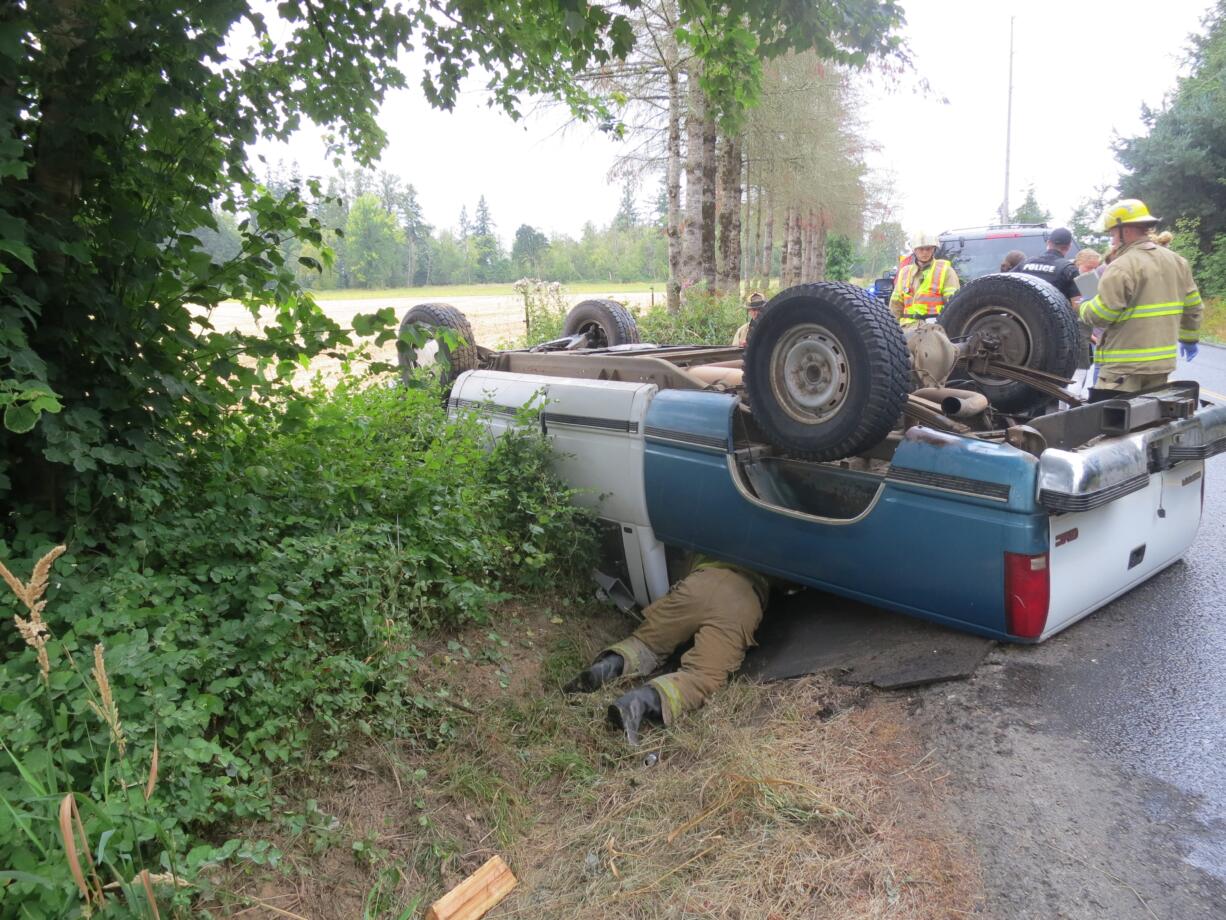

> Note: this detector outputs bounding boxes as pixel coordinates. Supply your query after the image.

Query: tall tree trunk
[788,210,803,286]
[665,57,683,313]
[717,131,742,294]
[700,115,718,293]
[813,212,829,281]
[679,61,704,293]
[761,197,773,288]
[801,212,813,283]
[779,206,790,286]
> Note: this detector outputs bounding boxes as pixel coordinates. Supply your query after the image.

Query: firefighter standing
[564,556,770,745]
[1079,200,1202,393]
[889,232,960,322]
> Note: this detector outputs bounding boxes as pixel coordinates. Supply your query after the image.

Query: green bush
[0,379,595,917]
[1170,217,1226,298]
[515,279,572,346]
[634,292,748,346]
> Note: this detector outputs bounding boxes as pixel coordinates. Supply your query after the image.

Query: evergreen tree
[1069,184,1116,252]
[473,196,495,237]
[1011,186,1051,224]
[1117,1,1226,249]
[458,205,470,240]
[825,234,854,281]
[614,181,639,230]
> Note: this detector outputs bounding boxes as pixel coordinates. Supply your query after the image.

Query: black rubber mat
[742,589,995,689]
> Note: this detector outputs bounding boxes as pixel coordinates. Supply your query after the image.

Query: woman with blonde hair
[1074,248,1102,274]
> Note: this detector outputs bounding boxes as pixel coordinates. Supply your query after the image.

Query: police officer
[1013,228,1080,303]
[1080,200,1202,393]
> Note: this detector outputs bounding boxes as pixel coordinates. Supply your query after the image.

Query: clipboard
[1074,271,1099,300]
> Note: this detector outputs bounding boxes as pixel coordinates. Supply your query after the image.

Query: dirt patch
[208,603,981,918]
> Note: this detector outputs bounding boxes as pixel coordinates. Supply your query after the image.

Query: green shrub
[0,379,595,917]
[515,279,571,345]
[634,292,748,346]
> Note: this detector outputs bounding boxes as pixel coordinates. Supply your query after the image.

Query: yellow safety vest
[892,258,959,317]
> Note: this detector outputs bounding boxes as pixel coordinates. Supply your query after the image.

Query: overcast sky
[253,0,1213,245]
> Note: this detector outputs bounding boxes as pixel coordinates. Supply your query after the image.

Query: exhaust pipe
[913,387,989,419]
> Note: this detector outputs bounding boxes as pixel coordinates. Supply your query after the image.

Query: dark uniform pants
[604,568,764,725]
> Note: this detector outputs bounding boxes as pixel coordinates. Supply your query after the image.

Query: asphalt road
[909,345,1226,918]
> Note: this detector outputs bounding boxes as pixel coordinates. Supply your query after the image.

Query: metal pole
[1002,16,1014,223]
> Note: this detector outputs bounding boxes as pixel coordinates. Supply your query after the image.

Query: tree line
[195,164,671,288]
[1111,0,1226,294]
[577,0,887,311]
[192,2,891,300]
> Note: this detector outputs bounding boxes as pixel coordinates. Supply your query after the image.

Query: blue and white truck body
[452,368,1226,643]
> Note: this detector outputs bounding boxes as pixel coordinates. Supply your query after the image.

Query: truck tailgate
[1039,397,1226,637]
[1045,461,1204,637]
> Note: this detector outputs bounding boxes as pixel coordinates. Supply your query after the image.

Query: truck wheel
[562,299,640,347]
[744,283,910,459]
[397,302,479,387]
[938,273,1078,413]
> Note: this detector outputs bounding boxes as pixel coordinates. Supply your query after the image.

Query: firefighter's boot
[607,685,663,746]
[563,653,624,694]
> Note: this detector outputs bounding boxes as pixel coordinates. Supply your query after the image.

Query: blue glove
[1180,342,1199,361]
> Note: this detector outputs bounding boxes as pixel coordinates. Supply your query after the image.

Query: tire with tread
[397,302,479,387]
[744,282,910,459]
[562,299,640,347]
[937,273,1078,413]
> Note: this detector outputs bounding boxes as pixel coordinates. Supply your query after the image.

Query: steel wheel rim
[965,306,1033,384]
[769,323,850,424]
[577,321,609,348]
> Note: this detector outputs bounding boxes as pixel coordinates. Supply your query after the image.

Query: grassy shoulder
[307,280,666,301]
[211,602,982,919]
[1203,296,1226,343]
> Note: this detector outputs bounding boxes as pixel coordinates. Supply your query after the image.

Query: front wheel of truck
[744,283,911,459]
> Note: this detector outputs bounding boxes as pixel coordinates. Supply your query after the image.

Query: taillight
[1005,552,1050,640]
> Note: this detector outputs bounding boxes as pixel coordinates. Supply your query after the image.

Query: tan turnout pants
[1095,371,1169,393]
[605,568,765,725]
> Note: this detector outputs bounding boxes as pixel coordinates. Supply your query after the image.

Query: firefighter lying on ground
[564,557,771,745]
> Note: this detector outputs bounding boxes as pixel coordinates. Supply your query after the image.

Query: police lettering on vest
[1014,249,1079,301]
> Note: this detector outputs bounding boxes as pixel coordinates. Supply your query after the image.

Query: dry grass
[211,604,981,919]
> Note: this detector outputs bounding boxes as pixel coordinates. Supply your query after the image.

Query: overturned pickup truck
[399,276,1226,643]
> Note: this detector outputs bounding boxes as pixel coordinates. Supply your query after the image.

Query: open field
[302,280,669,301]
[209,285,663,379]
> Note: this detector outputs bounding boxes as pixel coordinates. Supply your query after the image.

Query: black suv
[937,224,1080,282]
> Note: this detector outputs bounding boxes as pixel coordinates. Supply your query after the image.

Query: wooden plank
[424,855,518,920]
